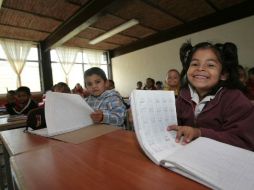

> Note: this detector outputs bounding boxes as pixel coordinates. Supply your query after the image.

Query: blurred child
[106,79,115,90]
[72,83,85,97]
[136,81,143,90]
[143,78,156,90]
[53,82,71,93]
[167,42,254,151]
[5,90,16,115]
[155,81,163,90]
[246,67,254,100]
[9,86,38,115]
[164,69,180,96]
[84,67,126,126]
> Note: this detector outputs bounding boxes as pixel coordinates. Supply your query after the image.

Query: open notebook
[131,90,254,190]
[29,92,94,137]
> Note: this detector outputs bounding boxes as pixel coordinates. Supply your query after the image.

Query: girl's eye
[190,62,199,67]
[207,62,216,67]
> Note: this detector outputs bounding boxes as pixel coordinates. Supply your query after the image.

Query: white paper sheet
[32,92,94,137]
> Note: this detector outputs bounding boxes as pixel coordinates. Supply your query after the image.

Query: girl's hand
[90,110,103,123]
[167,125,201,144]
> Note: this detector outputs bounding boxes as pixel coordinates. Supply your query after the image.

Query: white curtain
[55,47,79,84]
[0,39,32,86]
[83,49,104,66]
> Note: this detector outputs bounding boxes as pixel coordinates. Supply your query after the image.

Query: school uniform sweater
[176,87,254,151]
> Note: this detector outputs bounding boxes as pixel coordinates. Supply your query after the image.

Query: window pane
[0,45,7,59]
[0,60,17,94]
[76,52,82,63]
[52,63,66,85]
[50,50,59,62]
[68,64,84,89]
[26,47,38,61]
[21,62,41,92]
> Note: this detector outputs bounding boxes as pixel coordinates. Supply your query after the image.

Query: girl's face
[166,71,180,87]
[85,74,107,96]
[187,49,224,97]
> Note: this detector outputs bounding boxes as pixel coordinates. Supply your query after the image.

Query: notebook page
[162,137,254,190]
[131,90,182,165]
[45,92,94,136]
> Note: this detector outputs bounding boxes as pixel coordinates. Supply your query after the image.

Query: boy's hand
[167,125,201,145]
[90,110,103,123]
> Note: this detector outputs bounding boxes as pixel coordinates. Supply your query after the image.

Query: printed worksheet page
[131,90,182,165]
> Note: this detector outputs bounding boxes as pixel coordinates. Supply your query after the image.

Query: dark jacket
[177,87,254,151]
[5,99,38,115]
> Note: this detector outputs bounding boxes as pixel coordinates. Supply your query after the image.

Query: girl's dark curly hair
[179,41,245,95]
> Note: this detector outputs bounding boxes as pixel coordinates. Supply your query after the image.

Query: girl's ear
[220,72,228,81]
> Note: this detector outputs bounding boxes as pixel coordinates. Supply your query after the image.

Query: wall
[112,15,254,97]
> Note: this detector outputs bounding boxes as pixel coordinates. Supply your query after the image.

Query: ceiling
[0,0,253,57]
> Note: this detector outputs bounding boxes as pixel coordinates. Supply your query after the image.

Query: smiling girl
[168,42,254,151]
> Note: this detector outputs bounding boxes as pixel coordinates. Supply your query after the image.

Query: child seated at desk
[168,41,254,151]
[6,86,38,115]
[84,67,126,126]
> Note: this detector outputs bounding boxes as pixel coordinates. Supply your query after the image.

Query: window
[51,49,109,90]
[0,45,41,94]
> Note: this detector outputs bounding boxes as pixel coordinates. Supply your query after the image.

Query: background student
[168,41,254,151]
[84,67,126,126]
[5,90,16,115]
[246,67,254,100]
[7,86,38,115]
[164,69,181,96]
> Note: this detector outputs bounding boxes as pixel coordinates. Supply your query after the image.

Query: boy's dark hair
[53,82,71,93]
[7,90,16,95]
[84,67,107,82]
[179,41,244,94]
[16,86,31,95]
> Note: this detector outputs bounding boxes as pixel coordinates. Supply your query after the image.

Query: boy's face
[85,74,107,96]
[166,71,180,87]
[187,49,224,97]
[16,91,30,104]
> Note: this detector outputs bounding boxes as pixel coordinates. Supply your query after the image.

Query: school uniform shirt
[176,86,254,151]
[86,89,126,126]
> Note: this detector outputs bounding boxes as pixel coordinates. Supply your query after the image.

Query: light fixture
[89,19,139,45]
[51,14,100,49]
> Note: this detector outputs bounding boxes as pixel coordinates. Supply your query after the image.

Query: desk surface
[0,128,61,156]
[0,115,27,131]
[11,130,208,190]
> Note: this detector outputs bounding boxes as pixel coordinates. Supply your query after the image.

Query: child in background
[9,86,38,115]
[5,90,16,115]
[84,67,126,126]
[136,81,143,90]
[168,42,254,151]
[164,69,180,96]
[155,81,163,90]
[246,67,254,100]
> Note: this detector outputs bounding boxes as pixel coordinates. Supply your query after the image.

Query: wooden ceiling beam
[42,0,116,51]
[111,1,254,58]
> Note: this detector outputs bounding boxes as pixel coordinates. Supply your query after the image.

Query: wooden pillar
[38,42,53,92]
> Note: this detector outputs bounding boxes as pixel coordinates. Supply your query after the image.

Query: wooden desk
[10,130,208,190]
[0,115,27,131]
[0,128,62,190]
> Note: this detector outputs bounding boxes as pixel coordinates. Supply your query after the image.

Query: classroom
[0,1,254,190]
